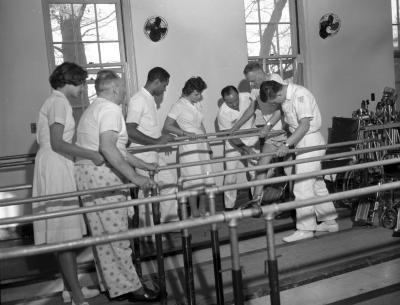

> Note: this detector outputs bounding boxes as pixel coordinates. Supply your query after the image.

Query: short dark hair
[221,86,238,98]
[49,62,87,89]
[147,67,170,83]
[259,81,283,103]
[182,77,207,96]
[95,70,120,94]
[243,62,263,75]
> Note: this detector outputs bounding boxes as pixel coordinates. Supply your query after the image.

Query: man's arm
[275,117,310,157]
[126,122,172,145]
[230,99,257,132]
[259,109,282,138]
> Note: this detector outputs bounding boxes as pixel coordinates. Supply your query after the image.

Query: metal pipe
[173,127,262,141]
[3,179,400,260]
[0,154,35,161]
[0,184,32,192]
[0,139,394,194]
[208,190,224,305]
[127,130,279,153]
[0,160,34,169]
[129,187,142,278]
[179,193,196,305]
[2,157,400,225]
[159,138,376,171]
[229,218,244,305]
[265,211,280,305]
[149,171,167,305]
[181,143,400,183]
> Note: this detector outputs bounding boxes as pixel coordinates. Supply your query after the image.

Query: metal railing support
[129,187,142,277]
[265,209,281,305]
[179,194,196,305]
[150,171,167,304]
[229,218,244,305]
[208,189,224,305]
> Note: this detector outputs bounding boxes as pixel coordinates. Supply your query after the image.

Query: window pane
[392,0,398,24]
[260,0,288,23]
[259,0,274,23]
[50,4,73,43]
[246,24,261,56]
[53,45,64,65]
[277,24,292,55]
[84,43,100,64]
[54,43,77,62]
[100,42,121,63]
[79,4,97,42]
[244,0,260,23]
[87,83,96,103]
[97,4,118,41]
[394,26,399,48]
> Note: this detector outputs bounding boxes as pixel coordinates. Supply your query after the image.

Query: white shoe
[315,221,339,232]
[282,230,314,243]
[62,287,100,303]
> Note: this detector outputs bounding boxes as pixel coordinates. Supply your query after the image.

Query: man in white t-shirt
[217,86,259,210]
[230,63,288,201]
[259,74,338,243]
[126,67,179,225]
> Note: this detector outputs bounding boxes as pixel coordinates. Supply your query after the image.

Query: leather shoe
[114,287,160,303]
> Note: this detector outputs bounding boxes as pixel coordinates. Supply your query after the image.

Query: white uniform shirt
[36,90,75,150]
[76,97,128,162]
[217,92,258,149]
[251,88,283,130]
[281,83,322,135]
[167,97,204,134]
[126,87,161,146]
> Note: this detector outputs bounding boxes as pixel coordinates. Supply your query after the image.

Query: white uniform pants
[294,133,337,230]
[223,149,257,209]
[134,151,179,225]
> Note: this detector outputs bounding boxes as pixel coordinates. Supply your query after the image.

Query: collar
[141,87,153,99]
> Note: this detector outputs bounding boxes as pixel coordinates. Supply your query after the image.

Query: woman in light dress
[164,77,214,217]
[32,62,103,305]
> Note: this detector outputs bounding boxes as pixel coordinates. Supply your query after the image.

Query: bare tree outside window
[43,0,125,121]
[244,0,299,81]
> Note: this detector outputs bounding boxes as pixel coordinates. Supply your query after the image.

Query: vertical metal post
[208,190,224,305]
[265,213,280,305]
[129,187,142,277]
[149,171,167,304]
[229,218,244,305]
[180,194,196,305]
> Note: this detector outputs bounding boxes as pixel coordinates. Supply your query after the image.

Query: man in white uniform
[217,86,259,210]
[231,63,288,201]
[126,67,179,225]
[259,74,338,243]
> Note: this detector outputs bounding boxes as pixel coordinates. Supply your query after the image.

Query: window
[42,0,136,121]
[243,0,300,81]
[392,0,400,95]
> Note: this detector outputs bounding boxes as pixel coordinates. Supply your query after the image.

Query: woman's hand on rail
[144,162,159,173]
[132,175,157,191]
[91,152,105,166]
[275,143,289,157]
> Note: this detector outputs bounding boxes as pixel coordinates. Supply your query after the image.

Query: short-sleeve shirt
[251,88,283,130]
[217,92,258,148]
[167,97,204,134]
[126,87,161,145]
[76,97,128,161]
[36,90,75,148]
[282,83,322,134]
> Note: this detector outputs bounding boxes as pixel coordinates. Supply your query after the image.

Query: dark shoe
[127,287,160,303]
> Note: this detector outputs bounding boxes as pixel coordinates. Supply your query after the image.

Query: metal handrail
[1,178,399,260]
[0,138,373,193]
[1,156,399,226]
[0,138,380,206]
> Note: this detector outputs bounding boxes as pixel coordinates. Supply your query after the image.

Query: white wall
[0,0,49,216]
[129,0,248,132]
[300,0,395,138]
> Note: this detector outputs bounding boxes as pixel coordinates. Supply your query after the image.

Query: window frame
[243,0,301,83]
[41,0,138,117]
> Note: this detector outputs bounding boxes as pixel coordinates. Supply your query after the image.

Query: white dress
[32,90,86,245]
[167,97,214,189]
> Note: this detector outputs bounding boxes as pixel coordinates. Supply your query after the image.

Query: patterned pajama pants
[75,165,142,298]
